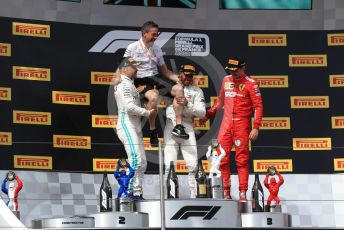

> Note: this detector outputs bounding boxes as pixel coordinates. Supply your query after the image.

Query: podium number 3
[267,217,272,225]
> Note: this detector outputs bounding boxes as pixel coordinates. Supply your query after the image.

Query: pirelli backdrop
[1,16,344,174]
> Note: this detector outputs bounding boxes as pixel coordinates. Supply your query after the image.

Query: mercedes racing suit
[115,74,150,196]
[164,85,206,198]
[206,74,263,192]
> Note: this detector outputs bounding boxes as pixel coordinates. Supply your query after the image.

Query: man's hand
[199,117,209,126]
[148,109,158,118]
[176,96,187,105]
[136,85,146,94]
[112,75,122,85]
[249,128,259,141]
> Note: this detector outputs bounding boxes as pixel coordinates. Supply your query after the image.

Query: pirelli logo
[252,76,288,88]
[210,96,217,107]
[254,117,290,130]
[14,155,52,170]
[143,137,163,150]
[0,87,11,101]
[0,132,12,145]
[291,96,329,108]
[13,66,51,81]
[193,75,208,88]
[289,55,327,67]
[13,110,51,125]
[52,91,90,106]
[293,138,332,150]
[176,160,210,173]
[91,72,117,85]
[254,159,293,173]
[158,97,167,108]
[194,117,210,130]
[53,135,91,149]
[334,158,344,171]
[13,22,50,38]
[92,115,117,128]
[328,33,344,46]
[93,158,119,172]
[332,116,344,129]
[0,43,11,56]
[248,34,287,46]
[329,75,344,87]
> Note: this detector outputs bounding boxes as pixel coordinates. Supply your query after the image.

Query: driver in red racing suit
[201,57,263,200]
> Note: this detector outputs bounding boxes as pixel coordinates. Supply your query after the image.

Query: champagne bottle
[167,161,179,199]
[252,173,264,212]
[195,159,208,198]
[100,173,113,212]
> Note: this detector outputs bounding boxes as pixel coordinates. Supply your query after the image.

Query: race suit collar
[120,74,133,82]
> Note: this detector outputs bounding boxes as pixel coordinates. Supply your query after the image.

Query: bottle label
[258,190,263,208]
[101,190,107,208]
[199,184,206,195]
[169,179,176,198]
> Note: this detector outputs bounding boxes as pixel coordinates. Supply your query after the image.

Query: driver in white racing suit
[164,64,206,198]
[115,57,157,199]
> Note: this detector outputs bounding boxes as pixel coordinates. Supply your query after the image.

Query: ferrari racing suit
[205,74,263,193]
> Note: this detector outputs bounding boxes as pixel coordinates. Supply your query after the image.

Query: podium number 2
[267,217,272,225]
[119,216,125,224]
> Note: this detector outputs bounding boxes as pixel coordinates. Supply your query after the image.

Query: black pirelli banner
[0,16,344,173]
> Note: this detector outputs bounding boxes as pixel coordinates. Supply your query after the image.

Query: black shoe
[149,129,159,147]
[171,124,189,140]
[130,193,145,200]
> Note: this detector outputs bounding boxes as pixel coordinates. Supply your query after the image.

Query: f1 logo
[267,217,272,225]
[119,216,125,224]
[171,206,221,220]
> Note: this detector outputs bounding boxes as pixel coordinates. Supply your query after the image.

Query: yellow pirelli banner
[92,115,117,128]
[14,155,52,170]
[248,34,287,46]
[13,22,50,38]
[53,134,91,149]
[0,87,11,101]
[293,137,332,150]
[91,72,117,85]
[143,138,163,150]
[290,96,329,109]
[13,110,51,125]
[0,43,11,56]
[253,159,293,173]
[13,66,51,81]
[193,75,209,88]
[52,91,90,106]
[332,116,344,129]
[252,76,288,88]
[289,54,327,67]
[328,33,344,46]
[93,158,119,172]
[175,160,210,173]
[329,75,344,87]
[334,158,344,171]
[194,117,210,130]
[254,117,291,130]
[0,132,12,145]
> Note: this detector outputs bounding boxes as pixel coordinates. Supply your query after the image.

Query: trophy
[114,159,135,212]
[1,171,23,218]
[206,140,226,199]
[263,166,284,212]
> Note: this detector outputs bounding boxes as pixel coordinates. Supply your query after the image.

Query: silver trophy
[206,140,226,199]
[2,171,23,218]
